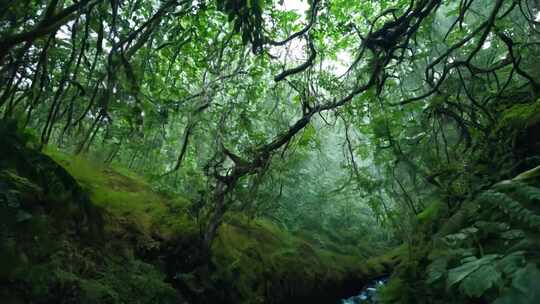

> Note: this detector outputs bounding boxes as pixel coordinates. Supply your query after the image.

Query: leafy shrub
[423,179,540,303]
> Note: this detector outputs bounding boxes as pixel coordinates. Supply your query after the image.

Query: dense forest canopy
[2,0,540,303]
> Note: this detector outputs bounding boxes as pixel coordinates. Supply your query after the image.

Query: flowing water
[341,277,388,304]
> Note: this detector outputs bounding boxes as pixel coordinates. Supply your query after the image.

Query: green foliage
[446,254,502,297]
[479,188,540,231]
[2,0,540,302]
[11,251,180,304]
[419,178,540,303]
[217,0,265,52]
[378,277,412,304]
[494,263,540,304]
[56,258,179,304]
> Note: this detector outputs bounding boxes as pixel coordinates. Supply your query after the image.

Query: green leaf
[461,264,501,297]
[495,264,540,304]
[298,124,316,146]
[512,263,540,293]
[447,254,499,288]
[16,210,33,222]
[500,229,525,240]
[427,257,448,284]
[497,252,526,275]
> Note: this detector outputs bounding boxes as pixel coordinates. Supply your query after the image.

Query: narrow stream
[341,276,388,304]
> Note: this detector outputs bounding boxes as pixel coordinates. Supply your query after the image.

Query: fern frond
[478,190,540,231]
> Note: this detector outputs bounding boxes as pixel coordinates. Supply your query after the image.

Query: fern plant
[478,187,540,231]
[425,178,540,303]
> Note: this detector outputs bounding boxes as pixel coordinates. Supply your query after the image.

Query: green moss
[498,98,540,131]
[417,201,442,225]
[207,215,375,303]
[45,148,194,240]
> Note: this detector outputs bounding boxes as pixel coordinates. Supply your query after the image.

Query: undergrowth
[379,170,540,304]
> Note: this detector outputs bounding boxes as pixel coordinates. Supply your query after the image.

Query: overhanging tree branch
[274,36,317,82]
[0,0,100,62]
[266,0,320,46]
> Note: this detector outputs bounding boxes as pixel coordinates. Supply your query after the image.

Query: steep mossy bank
[200,215,398,303]
[0,123,393,304]
[0,123,185,304]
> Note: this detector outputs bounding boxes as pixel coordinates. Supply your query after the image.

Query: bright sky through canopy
[275,0,349,75]
[278,0,310,14]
